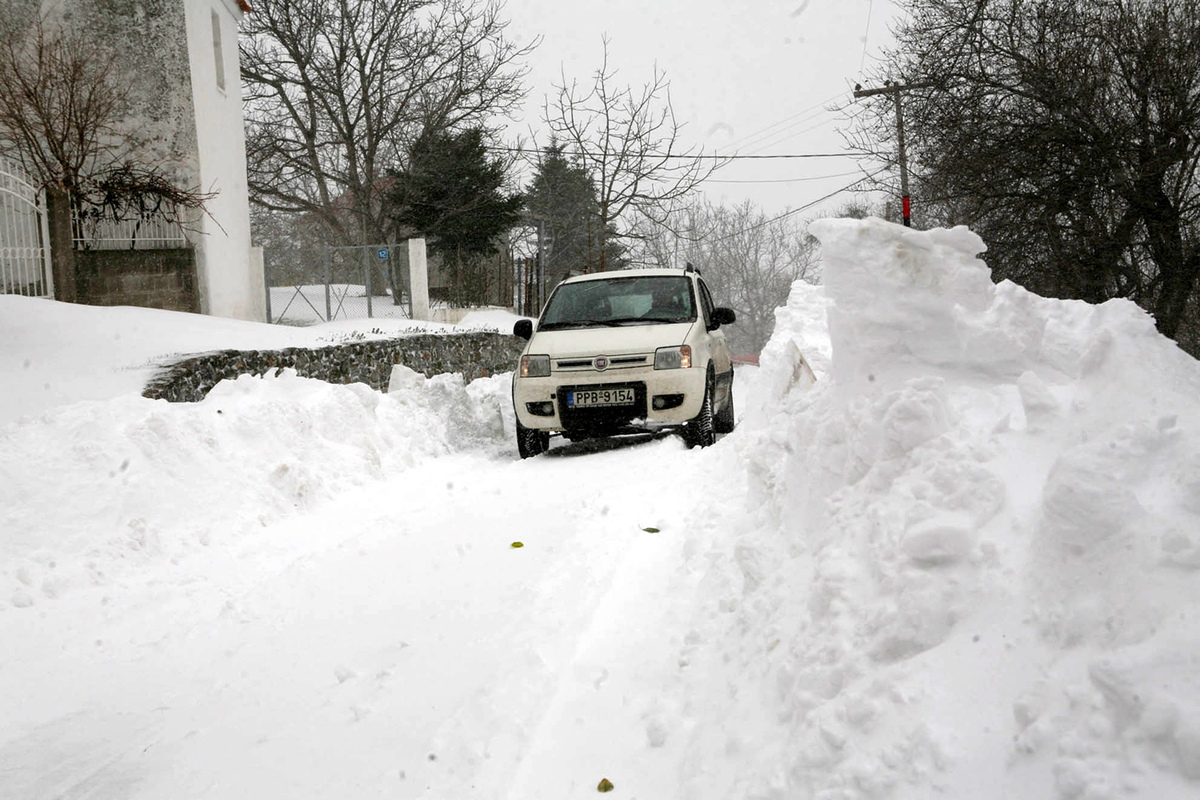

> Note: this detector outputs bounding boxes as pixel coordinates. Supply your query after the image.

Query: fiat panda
[511,266,736,458]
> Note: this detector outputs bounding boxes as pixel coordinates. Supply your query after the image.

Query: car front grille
[554,354,652,372]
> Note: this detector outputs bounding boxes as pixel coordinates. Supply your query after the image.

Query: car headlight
[520,354,551,378]
[654,345,691,370]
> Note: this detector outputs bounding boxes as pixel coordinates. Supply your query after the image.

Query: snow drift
[693,218,1200,798]
[0,368,514,606]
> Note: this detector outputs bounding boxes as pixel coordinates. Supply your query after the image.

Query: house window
[211,10,226,91]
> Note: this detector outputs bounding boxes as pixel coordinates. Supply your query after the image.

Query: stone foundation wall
[143,331,524,402]
[76,248,200,313]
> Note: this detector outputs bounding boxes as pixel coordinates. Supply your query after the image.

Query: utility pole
[853,80,935,227]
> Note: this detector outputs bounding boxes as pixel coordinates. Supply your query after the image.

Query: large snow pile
[0,295,525,427]
[0,368,514,605]
[691,218,1200,798]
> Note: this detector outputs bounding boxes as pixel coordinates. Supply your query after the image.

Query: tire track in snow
[413,434,747,800]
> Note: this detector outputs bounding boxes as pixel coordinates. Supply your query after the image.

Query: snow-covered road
[3,416,744,800]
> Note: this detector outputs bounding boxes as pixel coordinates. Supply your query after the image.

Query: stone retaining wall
[143,331,524,403]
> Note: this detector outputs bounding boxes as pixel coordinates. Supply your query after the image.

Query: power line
[742,111,861,157]
[861,0,875,71]
[489,145,862,160]
[719,90,849,152]
[712,171,884,242]
[725,98,844,155]
[740,111,839,156]
[707,170,862,185]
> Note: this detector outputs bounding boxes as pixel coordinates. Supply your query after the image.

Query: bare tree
[241,0,535,298]
[849,0,1200,350]
[0,17,211,301]
[638,199,819,354]
[543,37,724,271]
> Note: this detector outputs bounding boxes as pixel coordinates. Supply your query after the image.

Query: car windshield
[538,276,696,330]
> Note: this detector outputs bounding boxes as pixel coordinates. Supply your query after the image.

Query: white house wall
[32,0,259,321]
[182,0,260,322]
[39,0,200,174]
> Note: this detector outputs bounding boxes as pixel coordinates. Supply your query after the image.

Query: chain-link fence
[262,241,558,324]
[264,243,412,325]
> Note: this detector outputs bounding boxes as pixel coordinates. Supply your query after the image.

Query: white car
[511,266,736,458]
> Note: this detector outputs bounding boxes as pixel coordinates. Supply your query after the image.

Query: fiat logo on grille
[593,356,608,370]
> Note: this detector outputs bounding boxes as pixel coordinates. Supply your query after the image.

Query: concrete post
[249,246,267,322]
[408,237,430,321]
[324,246,333,322]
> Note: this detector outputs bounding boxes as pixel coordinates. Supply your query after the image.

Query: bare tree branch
[847,0,1200,347]
[634,198,818,354]
[542,37,726,270]
[241,0,536,249]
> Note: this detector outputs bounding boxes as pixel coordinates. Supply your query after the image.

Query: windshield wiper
[626,316,686,324]
[540,319,625,330]
[605,316,669,325]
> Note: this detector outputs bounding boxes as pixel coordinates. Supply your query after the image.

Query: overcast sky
[503,0,903,216]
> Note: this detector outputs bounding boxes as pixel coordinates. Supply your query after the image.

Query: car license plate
[568,387,635,408]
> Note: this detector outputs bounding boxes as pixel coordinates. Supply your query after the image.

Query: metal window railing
[72,212,189,250]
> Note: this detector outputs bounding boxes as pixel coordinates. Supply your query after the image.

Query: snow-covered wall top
[142,332,525,403]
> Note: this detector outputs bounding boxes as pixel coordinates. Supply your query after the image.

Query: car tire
[517,422,550,459]
[714,375,735,434]
[685,374,716,449]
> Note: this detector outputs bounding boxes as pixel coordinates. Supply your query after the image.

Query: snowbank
[0,295,525,426]
[693,218,1200,798]
[0,368,515,608]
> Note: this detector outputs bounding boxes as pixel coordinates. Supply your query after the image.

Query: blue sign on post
[377,248,389,260]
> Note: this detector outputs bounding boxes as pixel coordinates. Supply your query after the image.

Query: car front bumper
[512,365,707,432]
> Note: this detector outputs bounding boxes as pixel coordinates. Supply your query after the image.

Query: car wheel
[714,376,735,434]
[516,422,550,459]
[685,374,716,449]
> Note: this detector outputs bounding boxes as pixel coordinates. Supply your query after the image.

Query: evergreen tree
[526,141,623,281]
[390,128,523,302]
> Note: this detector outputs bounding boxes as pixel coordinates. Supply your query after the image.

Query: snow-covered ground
[2,218,1199,799]
[265,284,504,327]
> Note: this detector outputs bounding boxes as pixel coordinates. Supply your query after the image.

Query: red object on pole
[902,195,912,227]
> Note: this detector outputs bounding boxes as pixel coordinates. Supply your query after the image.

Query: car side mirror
[710,307,736,329]
[513,319,534,340]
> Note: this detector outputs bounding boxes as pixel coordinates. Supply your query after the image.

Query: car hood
[528,322,696,357]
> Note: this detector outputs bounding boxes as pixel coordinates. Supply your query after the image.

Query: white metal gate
[0,155,53,298]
